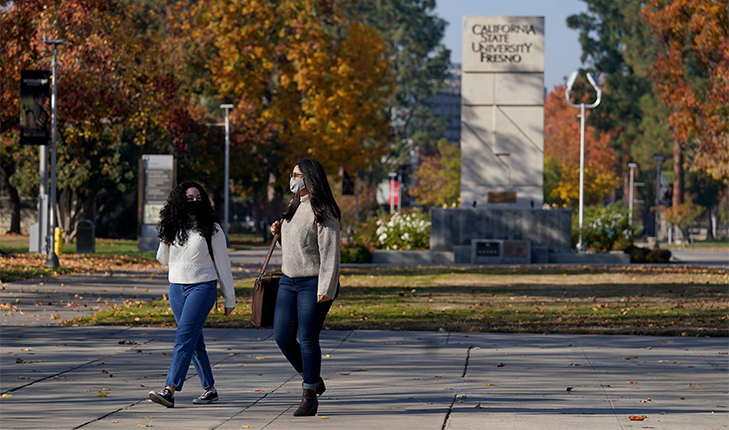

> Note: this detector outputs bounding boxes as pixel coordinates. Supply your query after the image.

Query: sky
[433,0,588,91]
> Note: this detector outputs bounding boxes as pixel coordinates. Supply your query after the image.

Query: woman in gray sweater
[270,158,340,417]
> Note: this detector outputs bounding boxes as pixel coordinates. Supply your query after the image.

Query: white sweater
[156,223,236,308]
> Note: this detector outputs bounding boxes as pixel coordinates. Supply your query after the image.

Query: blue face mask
[290,177,305,194]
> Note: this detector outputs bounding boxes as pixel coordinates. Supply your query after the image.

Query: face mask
[186,200,204,216]
[289,177,305,194]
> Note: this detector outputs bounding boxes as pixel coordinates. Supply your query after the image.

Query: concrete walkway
[1,326,727,430]
[1,259,727,429]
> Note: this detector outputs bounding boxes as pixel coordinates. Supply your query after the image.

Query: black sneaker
[192,388,219,404]
[149,388,174,408]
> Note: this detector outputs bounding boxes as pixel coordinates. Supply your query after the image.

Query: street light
[207,105,234,239]
[653,156,664,249]
[44,39,65,268]
[628,162,638,228]
[220,104,233,238]
[565,71,602,252]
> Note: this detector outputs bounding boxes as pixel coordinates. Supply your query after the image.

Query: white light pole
[653,156,664,249]
[44,39,65,268]
[628,162,638,228]
[220,104,233,237]
[565,71,602,252]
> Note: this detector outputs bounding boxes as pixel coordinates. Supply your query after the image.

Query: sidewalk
[1,266,728,429]
[1,326,727,429]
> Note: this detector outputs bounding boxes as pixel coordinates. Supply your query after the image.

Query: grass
[664,238,729,249]
[71,265,729,337]
[1,234,156,257]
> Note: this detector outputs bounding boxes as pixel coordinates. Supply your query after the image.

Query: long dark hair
[281,158,341,223]
[157,181,219,245]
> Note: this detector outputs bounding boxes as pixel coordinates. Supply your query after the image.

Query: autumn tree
[641,0,729,187]
[184,0,392,218]
[567,0,673,212]
[544,85,618,207]
[410,139,460,207]
[0,0,180,239]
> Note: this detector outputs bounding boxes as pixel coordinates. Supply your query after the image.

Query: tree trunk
[672,139,684,207]
[1,164,21,234]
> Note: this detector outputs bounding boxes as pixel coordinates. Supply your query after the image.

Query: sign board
[138,155,175,252]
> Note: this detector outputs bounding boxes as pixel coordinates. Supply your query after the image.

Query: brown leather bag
[251,233,281,328]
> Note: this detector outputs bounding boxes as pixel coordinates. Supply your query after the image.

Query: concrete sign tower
[461,16,545,208]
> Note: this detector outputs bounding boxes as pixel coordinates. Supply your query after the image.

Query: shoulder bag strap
[257,233,280,281]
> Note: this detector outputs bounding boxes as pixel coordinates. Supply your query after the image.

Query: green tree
[567,0,673,212]
[347,0,450,164]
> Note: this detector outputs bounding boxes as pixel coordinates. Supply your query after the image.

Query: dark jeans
[165,280,217,391]
[273,275,332,390]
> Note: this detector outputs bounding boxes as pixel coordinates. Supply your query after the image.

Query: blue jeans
[274,276,332,390]
[165,280,217,391]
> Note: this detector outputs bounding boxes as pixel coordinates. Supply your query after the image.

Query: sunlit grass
[72,266,729,336]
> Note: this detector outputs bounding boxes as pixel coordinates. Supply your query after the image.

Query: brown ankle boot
[293,389,318,416]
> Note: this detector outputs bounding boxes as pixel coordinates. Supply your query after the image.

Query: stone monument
[461,16,545,208]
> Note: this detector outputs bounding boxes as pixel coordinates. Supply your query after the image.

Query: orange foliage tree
[641,0,729,191]
[184,0,392,200]
[544,85,619,207]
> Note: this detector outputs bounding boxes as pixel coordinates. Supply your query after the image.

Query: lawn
[72,265,729,337]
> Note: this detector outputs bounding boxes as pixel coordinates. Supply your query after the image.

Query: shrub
[624,245,672,264]
[375,210,431,250]
[340,243,372,264]
[576,203,632,252]
[646,248,672,264]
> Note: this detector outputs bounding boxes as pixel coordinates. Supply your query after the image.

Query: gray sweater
[280,195,340,298]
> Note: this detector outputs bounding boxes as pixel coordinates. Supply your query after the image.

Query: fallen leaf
[15,358,23,363]
[339,373,350,375]
[566,387,574,392]
[255,357,268,360]
[570,362,581,366]
[484,384,497,386]
[354,369,367,372]
[496,363,505,367]
[241,426,253,429]
[475,402,487,409]
[316,415,329,419]
[322,354,330,358]
[255,388,265,392]
[95,390,108,397]
[1,394,12,398]
[628,415,646,421]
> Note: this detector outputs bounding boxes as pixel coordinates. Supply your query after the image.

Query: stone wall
[430,208,571,253]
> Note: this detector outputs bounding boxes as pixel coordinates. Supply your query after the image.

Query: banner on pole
[20,70,51,146]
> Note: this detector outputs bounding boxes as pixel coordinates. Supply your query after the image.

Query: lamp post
[653,156,664,249]
[207,105,234,239]
[565,71,602,252]
[628,162,638,228]
[220,104,233,237]
[44,39,65,268]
